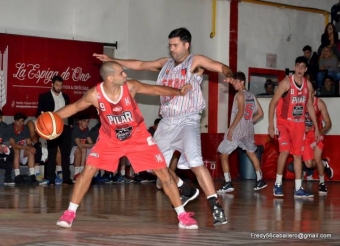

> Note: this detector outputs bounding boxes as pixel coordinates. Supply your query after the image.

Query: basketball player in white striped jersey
[217,72,267,193]
[94,27,234,226]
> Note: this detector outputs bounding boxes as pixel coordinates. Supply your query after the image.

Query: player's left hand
[227,129,233,141]
[314,128,321,142]
[180,84,193,96]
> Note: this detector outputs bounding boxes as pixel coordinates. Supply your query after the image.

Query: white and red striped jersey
[157,54,205,118]
[229,90,257,140]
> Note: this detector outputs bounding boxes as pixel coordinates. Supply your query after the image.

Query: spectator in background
[320,75,336,96]
[26,120,48,185]
[70,116,94,182]
[37,75,74,185]
[257,79,275,96]
[331,0,340,32]
[8,113,39,185]
[317,47,340,89]
[0,110,14,186]
[147,118,161,136]
[303,45,319,81]
[318,23,339,59]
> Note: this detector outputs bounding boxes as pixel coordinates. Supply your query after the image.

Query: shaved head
[100,61,122,80]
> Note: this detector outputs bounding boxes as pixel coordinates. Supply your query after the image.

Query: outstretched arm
[93,53,168,72]
[56,87,97,119]
[192,55,234,83]
[127,80,192,97]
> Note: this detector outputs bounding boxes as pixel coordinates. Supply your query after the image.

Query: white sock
[177,178,184,187]
[319,175,325,184]
[35,166,40,175]
[80,166,84,173]
[121,170,126,176]
[295,179,302,191]
[275,174,283,184]
[224,172,231,182]
[174,205,185,215]
[256,170,262,181]
[14,169,20,176]
[75,167,81,175]
[56,166,62,172]
[67,202,79,213]
[29,168,35,176]
[207,194,218,199]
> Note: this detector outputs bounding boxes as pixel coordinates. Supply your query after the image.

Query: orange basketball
[35,112,64,140]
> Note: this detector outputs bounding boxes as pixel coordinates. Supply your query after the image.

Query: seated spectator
[147,118,161,136]
[8,113,39,185]
[26,120,48,185]
[257,79,275,96]
[318,23,340,59]
[303,45,319,81]
[317,47,340,89]
[320,75,336,96]
[70,116,94,182]
[0,110,14,185]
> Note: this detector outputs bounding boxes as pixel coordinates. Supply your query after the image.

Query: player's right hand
[93,53,111,62]
[180,84,193,96]
[268,125,275,138]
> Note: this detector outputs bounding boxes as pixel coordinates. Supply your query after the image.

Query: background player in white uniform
[94,27,234,226]
[217,72,266,193]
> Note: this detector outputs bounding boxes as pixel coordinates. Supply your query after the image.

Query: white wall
[0,0,231,128]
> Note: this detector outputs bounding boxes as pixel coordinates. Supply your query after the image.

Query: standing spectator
[302,45,319,81]
[318,23,339,59]
[36,75,74,185]
[8,113,39,185]
[317,47,340,89]
[257,79,275,96]
[331,0,340,32]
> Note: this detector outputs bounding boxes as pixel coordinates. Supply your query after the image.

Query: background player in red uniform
[302,82,333,194]
[55,61,197,230]
[268,56,320,198]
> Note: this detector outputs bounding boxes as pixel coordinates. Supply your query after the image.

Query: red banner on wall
[0,33,103,116]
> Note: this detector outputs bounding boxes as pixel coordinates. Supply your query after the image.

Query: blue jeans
[317,71,340,89]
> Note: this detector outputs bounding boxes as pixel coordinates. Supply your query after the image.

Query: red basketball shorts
[277,118,305,156]
[86,126,166,173]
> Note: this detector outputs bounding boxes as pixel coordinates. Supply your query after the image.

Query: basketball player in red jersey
[303,82,333,194]
[268,56,320,197]
[55,61,198,229]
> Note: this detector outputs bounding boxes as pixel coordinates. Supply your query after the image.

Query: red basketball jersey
[96,82,145,141]
[277,75,308,122]
[305,97,322,130]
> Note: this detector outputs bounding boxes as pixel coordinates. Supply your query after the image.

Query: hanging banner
[0,33,103,116]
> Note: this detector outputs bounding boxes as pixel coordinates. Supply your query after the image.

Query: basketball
[35,112,64,140]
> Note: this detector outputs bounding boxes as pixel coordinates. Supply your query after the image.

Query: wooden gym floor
[0,179,339,245]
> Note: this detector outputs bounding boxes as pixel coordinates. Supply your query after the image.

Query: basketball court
[0,179,338,245]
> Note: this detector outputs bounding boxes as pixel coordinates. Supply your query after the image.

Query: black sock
[208,196,221,211]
